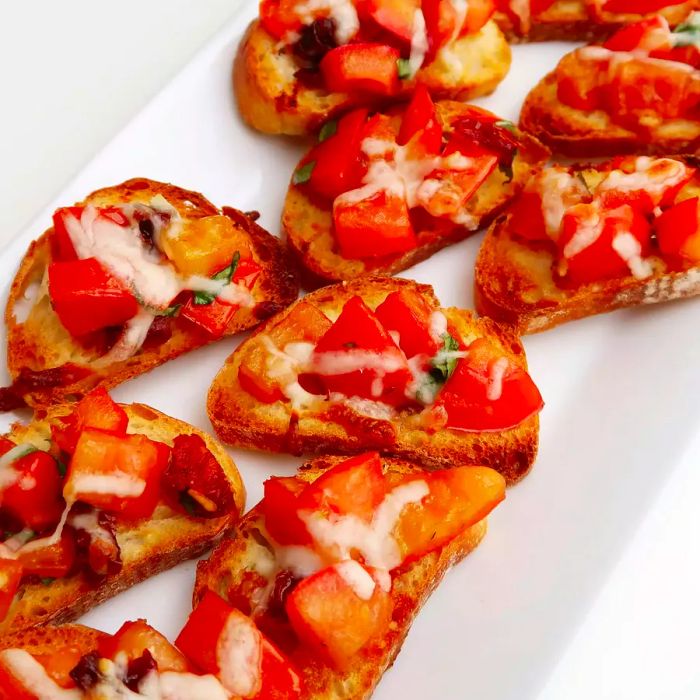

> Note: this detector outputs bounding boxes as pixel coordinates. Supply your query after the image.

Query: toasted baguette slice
[0,622,106,658]
[283,101,548,286]
[519,50,700,157]
[207,277,539,483]
[493,1,695,41]
[474,160,700,333]
[0,401,245,634]
[194,454,489,700]
[234,19,511,136]
[5,178,299,408]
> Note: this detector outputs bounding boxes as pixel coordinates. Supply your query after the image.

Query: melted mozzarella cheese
[0,444,36,491]
[577,45,696,73]
[539,169,587,239]
[294,0,359,44]
[334,560,377,600]
[12,279,43,324]
[0,650,80,699]
[311,349,406,376]
[612,232,653,279]
[486,357,509,401]
[597,157,690,205]
[274,544,324,578]
[408,9,429,76]
[96,309,157,367]
[508,0,531,33]
[562,208,604,259]
[159,672,230,700]
[217,613,262,697]
[262,338,320,411]
[68,471,147,498]
[429,310,448,343]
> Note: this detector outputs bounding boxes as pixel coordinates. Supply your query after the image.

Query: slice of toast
[519,51,700,157]
[0,622,106,657]
[207,276,539,483]
[474,159,700,333]
[234,19,511,136]
[283,101,548,286]
[0,401,245,634]
[4,178,299,408]
[194,454,489,700]
[493,1,696,41]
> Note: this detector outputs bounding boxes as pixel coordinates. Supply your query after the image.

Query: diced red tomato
[176,590,301,698]
[0,559,22,621]
[181,257,262,338]
[99,619,190,672]
[397,84,442,154]
[507,191,549,242]
[0,439,14,457]
[0,659,49,699]
[297,452,386,522]
[558,202,652,285]
[333,191,418,259]
[461,0,495,35]
[51,387,128,455]
[32,647,84,689]
[651,44,700,69]
[286,563,393,668]
[360,0,419,48]
[656,196,700,262]
[310,296,413,405]
[1,450,64,531]
[375,289,440,358]
[530,0,557,16]
[394,466,505,562]
[259,0,304,39]
[64,429,171,520]
[557,71,603,112]
[304,109,370,202]
[51,207,83,261]
[263,476,312,546]
[238,302,332,404]
[422,0,459,59]
[320,43,400,96]
[433,338,543,432]
[16,534,76,578]
[602,8,677,41]
[48,257,139,337]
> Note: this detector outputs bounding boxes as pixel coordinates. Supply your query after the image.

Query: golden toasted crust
[474,161,700,333]
[0,402,246,634]
[194,454,489,700]
[0,623,106,655]
[494,0,697,41]
[519,59,700,157]
[283,102,549,286]
[234,20,511,136]
[5,178,299,407]
[207,277,539,484]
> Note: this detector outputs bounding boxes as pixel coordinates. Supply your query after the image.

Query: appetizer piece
[0,389,245,633]
[195,452,506,700]
[0,601,301,698]
[519,13,700,156]
[234,0,512,135]
[475,155,700,332]
[208,277,542,483]
[494,0,696,41]
[3,178,299,409]
[283,89,547,285]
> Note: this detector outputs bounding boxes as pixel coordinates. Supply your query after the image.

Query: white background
[1,2,698,698]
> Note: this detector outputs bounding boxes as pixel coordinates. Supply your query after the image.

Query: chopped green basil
[397,58,412,80]
[673,12,700,46]
[431,333,460,381]
[156,303,182,317]
[495,119,517,133]
[40,577,55,586]
[318,120,338,142]
[193,252,241,306]
[55,458,68,478]
[293,161,316,185]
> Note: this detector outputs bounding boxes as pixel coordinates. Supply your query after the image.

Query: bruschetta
[207,277,542,483]
[0,388,245,633]
[234,0,512,135]
[494,0,696,41]
[2,178,299,410]
[475,155,700,332]
[195,451,505,700]
[0,602,302,698]
[283,88,548,285]
[519,13,700,156]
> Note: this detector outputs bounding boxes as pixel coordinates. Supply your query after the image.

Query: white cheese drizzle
[334,560,378,600]
[612,232,654,279]
[408,9,429,76]
[217,612,263,697]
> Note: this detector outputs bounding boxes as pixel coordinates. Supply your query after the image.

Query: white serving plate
[1,6,698,699]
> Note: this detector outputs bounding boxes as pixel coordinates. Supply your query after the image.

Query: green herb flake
[55,458,68,478]
[397,58,412,80]
[193,252,241,306]
[157,303,182,317]
[343,341,358,348]
[495,119,517,133]
[40,577,55,586]
[292,161,316,185]
[318,120,338,142]
[672,12,700,46]
[431,333,461,382]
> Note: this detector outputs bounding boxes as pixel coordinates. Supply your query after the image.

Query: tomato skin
[0,662,39,700]
[51,207,83,261]
[320,43,401,96]
[507,191,549,242]
[51,386,128,455]
[397,84,443,154]
[48,258,139,337]
[434,338,543,432]
[310,296,412,405]
[460,0,495,35]
[360,0,418,48]
[16,534,76,578]
[285,563,393,669]
[374,289,439,358]
[602,0,686,17]
[1,451,64,531]
[394,466,505,562]
[263,476,312,546]
[99,619,190,672]
[0,559,23,622]
[304,109,370,202]
[333,191,418,259]
[64,429,171,520]
[656,197,700,262]
[238,301,332,404]
[602,15,670,52]
[422,0,458,59]
[259,0,304,39]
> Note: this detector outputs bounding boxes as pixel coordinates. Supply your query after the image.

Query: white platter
[1,5,699,699]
